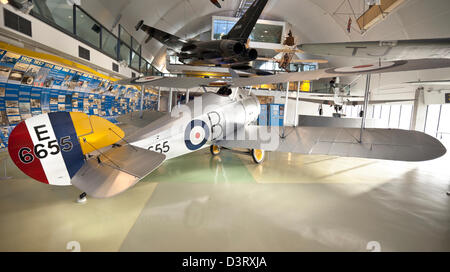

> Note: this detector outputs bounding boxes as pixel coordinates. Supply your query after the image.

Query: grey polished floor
[0,148,449,252]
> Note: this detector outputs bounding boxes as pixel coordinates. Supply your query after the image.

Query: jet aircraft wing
[137,21,188,50]
[216,126,446,162]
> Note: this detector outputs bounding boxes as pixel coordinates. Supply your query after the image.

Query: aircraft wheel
[210,145,221,156]
[251,149,265,164]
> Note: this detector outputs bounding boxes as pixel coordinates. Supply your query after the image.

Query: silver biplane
[7,59,449,199]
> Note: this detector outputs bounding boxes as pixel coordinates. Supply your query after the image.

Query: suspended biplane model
[7,58,450,199]
[282,77,414,116]
[258,30,329,71]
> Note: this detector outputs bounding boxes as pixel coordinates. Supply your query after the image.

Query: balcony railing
[29,1,161,76]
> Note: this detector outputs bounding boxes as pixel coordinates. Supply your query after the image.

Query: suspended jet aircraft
[135,0,268,73]
[7,58,450,199]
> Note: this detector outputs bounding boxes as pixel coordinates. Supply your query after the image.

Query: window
[131,51,140,71]
[437,105,450,146]
[102,29,118,59]
[373,105,382,119]
[120,26,132,47]
[31,0,73,34]
[119,43,131,65]
[389,105,401,128]
[399,105,413,130]
[425,105,441,137]
[380,105,390,127]
[75,7,100,48]
[250,23,283,44]
[131,37,141,52]
[212,19,283,44]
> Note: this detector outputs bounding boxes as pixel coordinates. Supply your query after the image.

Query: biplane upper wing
[216,126,446,162]
[285,97,414,106]
[298,38,450,59]
[118,59,450,89]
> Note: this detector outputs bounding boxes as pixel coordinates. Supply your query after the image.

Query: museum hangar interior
[0,0,449,252]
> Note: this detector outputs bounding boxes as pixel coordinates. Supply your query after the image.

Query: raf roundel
[184,120,210,151]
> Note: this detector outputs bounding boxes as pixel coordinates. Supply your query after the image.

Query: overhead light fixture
[0,0,9,5]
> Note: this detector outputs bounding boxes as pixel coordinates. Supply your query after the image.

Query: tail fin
[7,112,165,198]
[223,0,269,42]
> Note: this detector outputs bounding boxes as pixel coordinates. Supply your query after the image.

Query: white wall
[0,4,137,79]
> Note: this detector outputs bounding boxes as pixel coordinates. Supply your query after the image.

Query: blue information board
[269,104,285,127]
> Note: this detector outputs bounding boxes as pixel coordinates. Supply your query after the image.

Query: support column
[157,88,161,111]
[168,88,173,113]
[139,85,144,119]
[360,74,371,142]
[282,82,290,138]
[186,88,190,104]
[295,81,300,127]
[411,87,427,131]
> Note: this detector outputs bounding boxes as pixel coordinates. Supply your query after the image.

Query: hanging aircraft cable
[332,0,365,35]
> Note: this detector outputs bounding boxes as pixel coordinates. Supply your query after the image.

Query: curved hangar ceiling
[79,0,450,80]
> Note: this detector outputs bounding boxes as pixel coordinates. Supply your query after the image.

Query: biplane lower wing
[71,145,166,198]
[216,126,446,162]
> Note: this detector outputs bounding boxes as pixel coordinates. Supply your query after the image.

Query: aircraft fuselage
[127,92,260,160]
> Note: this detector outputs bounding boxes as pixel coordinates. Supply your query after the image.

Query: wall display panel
[34,62,52,87]
[18,85,32,120]
[0,51,20,82]
[57,90,66,111]
[21,58,44,86]
[0,48,158,149]
[8,56,32,84]
[30,87,42,116]
[49,89,59,112]
[40,89,50,114]
[5,84,20,125]
[0,83,7,126]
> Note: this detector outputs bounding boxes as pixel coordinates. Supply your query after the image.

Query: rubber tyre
[210,145,221,156]
[251,149,265,164]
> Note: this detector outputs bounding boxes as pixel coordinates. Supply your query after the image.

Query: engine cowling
[246,48,258,61]
[219,40,245,57]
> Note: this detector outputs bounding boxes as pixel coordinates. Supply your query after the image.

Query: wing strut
[295,81,301,127]
[281,82,290,138]
[360,74,371,142]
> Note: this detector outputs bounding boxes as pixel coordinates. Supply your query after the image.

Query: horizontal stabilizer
[216,126,446,162]
[71,145,165,198]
